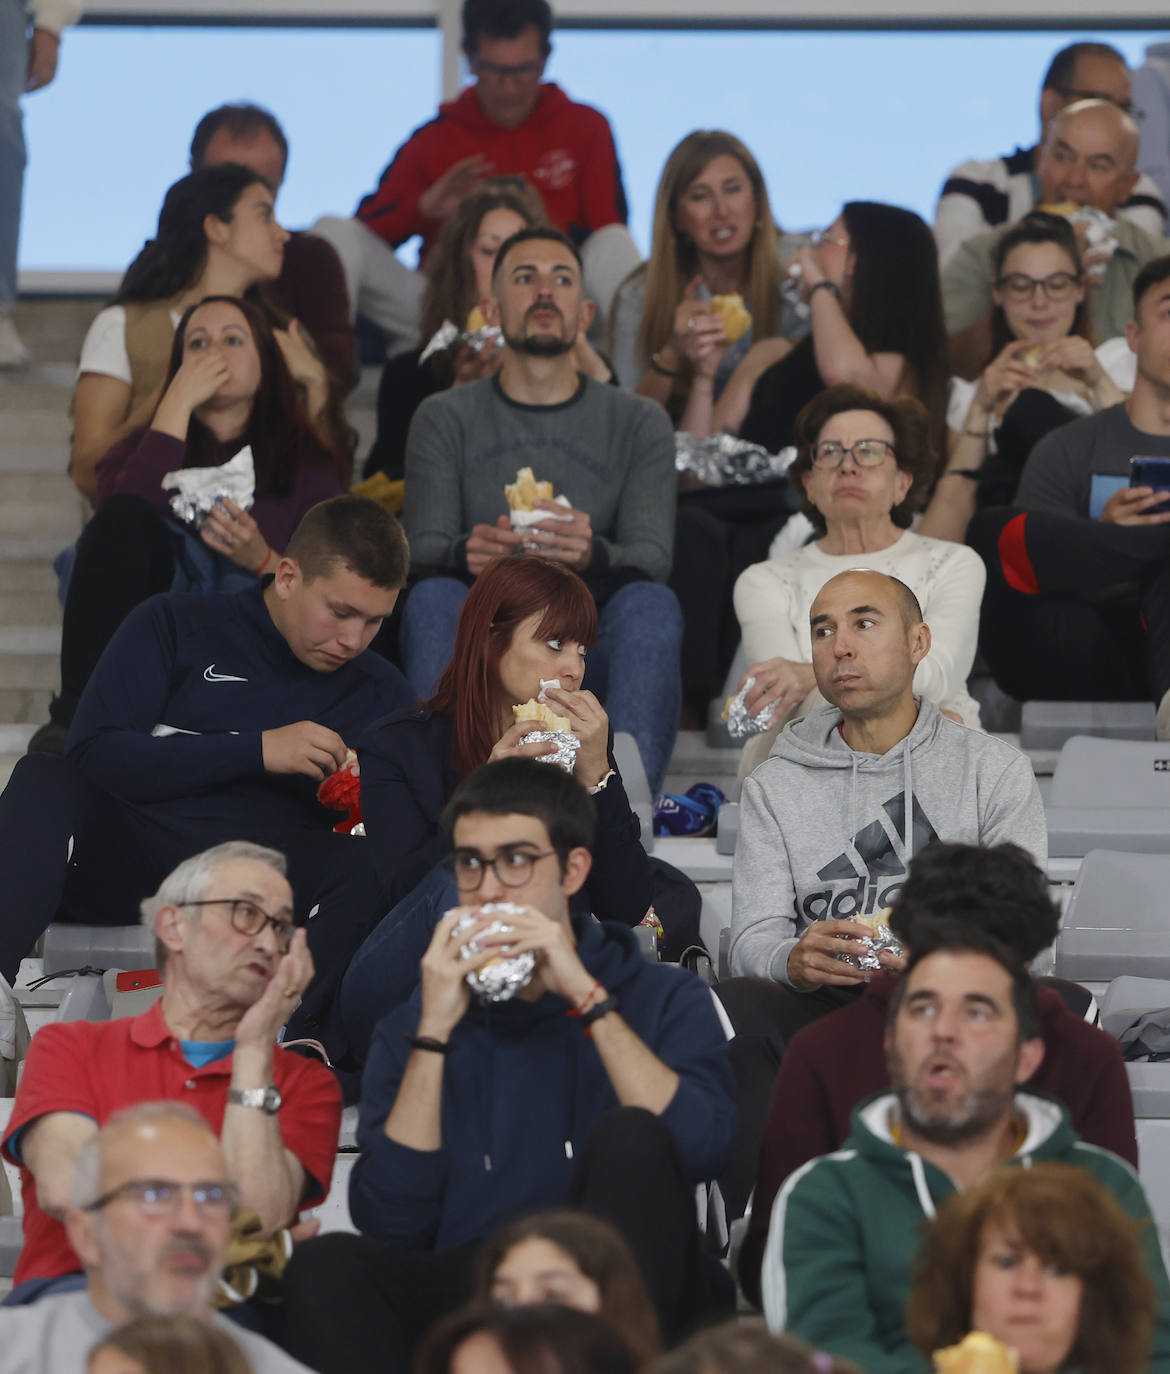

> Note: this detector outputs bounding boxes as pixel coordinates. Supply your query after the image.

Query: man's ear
[1126,316,1141,355]
[561,846,592,899]
[1119,168,1141,203]
[155,903,188,963]
[908,621,932,668]
[269,556,300,602]
[482,296,501,328]
[64,1207,101,1270]
[1015,1036,1046,1085]
[576,299,597,340]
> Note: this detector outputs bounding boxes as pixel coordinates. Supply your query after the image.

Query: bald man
[943,99,1170,378]
[726,570,1045,1035]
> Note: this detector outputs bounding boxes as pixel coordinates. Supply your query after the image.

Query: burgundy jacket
[738,971,1138,1308]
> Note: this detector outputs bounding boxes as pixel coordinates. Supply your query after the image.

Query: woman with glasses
[919,211,1132,543]
[731,384,985,771]
[340,555,693,1065]
[671,201,948,723]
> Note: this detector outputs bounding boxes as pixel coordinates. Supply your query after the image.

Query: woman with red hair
[339,556,685,1066]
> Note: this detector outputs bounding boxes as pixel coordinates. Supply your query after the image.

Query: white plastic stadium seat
[706,642,748,749]
[1045,737,1170,858]
[1055,851,1170,982]
[41,925,153,977]
[612,732,654,852]
[1020,700,1154,751]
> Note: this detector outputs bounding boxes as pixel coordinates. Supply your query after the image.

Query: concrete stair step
[0,500,82,538]
[0,687,53,723]
[0,591,62,626]
[0,561,57,592]
[0,413,71,446]
[0,444,70,475]
[10,299,103,364]
[0,654,59,690]
[0,470,79,501]
[0,379,73,412]
[0,534,75,560]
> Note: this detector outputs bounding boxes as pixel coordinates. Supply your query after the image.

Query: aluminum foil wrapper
[519,728,580,773]
[1068,206,1118,282]
[419,318,504,365]
[840,920,905,972]
[163,447,256,528]
[676,432,798,488]
[510,495,573,549]
[451,901,535,1002]
[723,675,777,740]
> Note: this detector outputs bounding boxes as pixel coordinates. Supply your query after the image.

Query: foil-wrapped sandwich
[163,446,256,529]
[842,906,904,972]
[418,313,503,365]
[505,466,573,544]
[513,697,580,772]
[933,1333,1019,1374]
[451,901,536,1002]
[721,675,777,740]
[708,293,752,343]
[1036,202,1118,281]
[675,432,798,488]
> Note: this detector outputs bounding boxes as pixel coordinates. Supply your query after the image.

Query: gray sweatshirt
[730,699,1047,984]
[403,374,676,579]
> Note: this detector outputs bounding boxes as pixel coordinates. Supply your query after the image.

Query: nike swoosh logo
[204,664,248,683]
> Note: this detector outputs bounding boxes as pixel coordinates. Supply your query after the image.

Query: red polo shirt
[2,1002,341,1286]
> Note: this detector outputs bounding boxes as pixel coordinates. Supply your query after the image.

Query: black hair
[840,202,949,460]
[491,226,582,283]
[1133,254,1170,313]
[888,842,1060,964]
[189,102,289,182]
[114,165,268,305]
[888,920,1040,1043]
[462,0,553,59]
[440,757,596,862]
[285,494,410,590]
[990,212,1091,353]
[417,1303,634,1374]
[1042,41,1126,95]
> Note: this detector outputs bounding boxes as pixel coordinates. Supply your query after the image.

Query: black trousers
[49,493,176,729]
[969,505,1170,703]
[713,977,862,1224]
[279,1108,733,1374]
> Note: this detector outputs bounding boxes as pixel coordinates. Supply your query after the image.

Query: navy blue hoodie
[351,919,736,1250]
[67,582,412,844]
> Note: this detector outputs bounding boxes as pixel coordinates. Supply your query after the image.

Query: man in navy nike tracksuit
[0,497,413,1061]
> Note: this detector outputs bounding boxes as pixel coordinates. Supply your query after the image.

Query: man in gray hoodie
[729,570,1045,1038]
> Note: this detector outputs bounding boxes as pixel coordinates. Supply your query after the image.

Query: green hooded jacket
[761,1090,1170,1374]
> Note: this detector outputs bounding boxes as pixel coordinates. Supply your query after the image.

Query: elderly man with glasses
[280,756,736,1374]
[1,1102,315,1371]
[943,97,1170,379]
[1,841,341,1305]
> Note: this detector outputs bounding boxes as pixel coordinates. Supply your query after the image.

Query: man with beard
[758,925,1170,1374]
[400,226,681,791]
[0,1103,313,1372]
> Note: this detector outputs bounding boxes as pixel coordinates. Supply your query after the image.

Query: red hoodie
[737,971,1138,1309]
[355,82,627,257]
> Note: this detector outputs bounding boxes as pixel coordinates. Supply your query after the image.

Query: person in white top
[733,384,985,773]
[920,211,1132,546]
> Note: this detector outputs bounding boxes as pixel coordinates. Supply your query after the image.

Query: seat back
[42,924,154,977]
[1020,701,1154,751]
[612,732,654,849]
[1050,736,1170,808]
[1056,851,1170,980]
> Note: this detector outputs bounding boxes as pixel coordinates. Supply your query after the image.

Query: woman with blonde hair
[608,131,796,416]
[906,1163,1158,1374]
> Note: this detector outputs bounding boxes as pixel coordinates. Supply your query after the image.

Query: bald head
[1038,99,1140,214]
[811,570,923,630]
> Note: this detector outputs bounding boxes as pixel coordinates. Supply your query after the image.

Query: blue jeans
[0,0,28,306]
[400,576,683,791]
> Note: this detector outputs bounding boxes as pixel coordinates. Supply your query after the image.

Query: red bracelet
[566,980,603,1018]
[252,547,276,576]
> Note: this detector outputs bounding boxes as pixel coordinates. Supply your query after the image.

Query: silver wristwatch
[227,1085,282,1114]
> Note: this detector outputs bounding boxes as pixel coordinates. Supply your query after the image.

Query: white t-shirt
[76,304,182,384]
[733,529,986,728]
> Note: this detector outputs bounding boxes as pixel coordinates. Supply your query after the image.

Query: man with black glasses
[1,842,341,1303]
[282,757,736,1374]
[2,1102,315,1370]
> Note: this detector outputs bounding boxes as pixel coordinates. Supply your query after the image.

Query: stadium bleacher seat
[41,925,153,978]
[612,732,654,851]
[1019,700,1154,751]
[706,643,748,749]
[1055,851,1170,982]
[1045,736,1170,858]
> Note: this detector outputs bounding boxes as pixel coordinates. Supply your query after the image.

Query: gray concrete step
[0,654,59,690]
[0,590,62,627]
[0,687,53,724]
[10,298,103,364]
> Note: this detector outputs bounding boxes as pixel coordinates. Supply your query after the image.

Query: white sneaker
[0,307,30,369]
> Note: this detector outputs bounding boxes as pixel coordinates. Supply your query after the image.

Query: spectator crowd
[2,4,1170,1373]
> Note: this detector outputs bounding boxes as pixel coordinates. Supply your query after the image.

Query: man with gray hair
[1,842,340,1301]
[0,1102,314,1371]
[943,98,1170,376]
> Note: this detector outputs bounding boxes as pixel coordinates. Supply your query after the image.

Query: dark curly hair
[906,1163,1156,1374]
[888,842,1060,964]
[788,383,936,534]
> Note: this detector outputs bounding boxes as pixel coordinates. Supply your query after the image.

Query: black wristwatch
[228,1085,283,1114]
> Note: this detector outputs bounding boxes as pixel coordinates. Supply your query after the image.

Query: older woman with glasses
[920,211,1131,543]
[731,383,986,771]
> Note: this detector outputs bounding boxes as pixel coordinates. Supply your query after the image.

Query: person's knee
[283,1232,375,1298]
[402,578,469,627]
[604,584,684,641]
